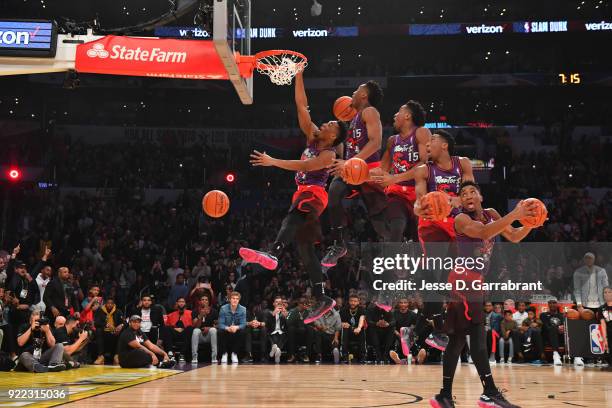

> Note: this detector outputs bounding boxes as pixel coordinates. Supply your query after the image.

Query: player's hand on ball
[512,199,537,221]
[371,172,395,187]
[330,159,345,177]
[250,150,274,166]
[416,197,434,220]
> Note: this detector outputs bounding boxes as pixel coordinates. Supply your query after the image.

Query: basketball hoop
[237,50,307,86]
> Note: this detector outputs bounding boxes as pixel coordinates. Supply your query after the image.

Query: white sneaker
[553,351,562,366]
[508,357,513,364]
[269,344,278,359]
[574,357,584,366]
[333,347,340,364]
[231,353,239,364]
[468,356,473,364]
[274,346,281,364]
[489,354,496,365]
[221,353,228,364]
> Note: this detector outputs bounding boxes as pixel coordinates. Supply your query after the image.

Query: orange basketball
[581,309,595,321]
[202,190,230,218]
[566,309,580,320]
[333,96,357,122]
[519,198,548,227]
[421,191,452,221]
[343,157,369,185]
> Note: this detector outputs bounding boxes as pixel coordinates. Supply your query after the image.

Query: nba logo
[589,324,604,355]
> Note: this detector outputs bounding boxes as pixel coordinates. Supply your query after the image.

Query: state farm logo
[87,43,109,58]
[84,42,187,63]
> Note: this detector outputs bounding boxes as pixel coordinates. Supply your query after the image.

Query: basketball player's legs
[239,210,307,270]
[322,177,352,267]
[297,242,335,324]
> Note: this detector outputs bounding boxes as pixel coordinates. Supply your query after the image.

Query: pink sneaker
[239,247,278,270]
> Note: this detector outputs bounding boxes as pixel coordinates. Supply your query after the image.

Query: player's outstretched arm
[250,150,334,172]
[455,201,537,242]
[489,207,536,243]
[295,71,318,142]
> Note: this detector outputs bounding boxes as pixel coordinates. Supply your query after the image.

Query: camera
[38,317,50,326]
[78,322,94,338]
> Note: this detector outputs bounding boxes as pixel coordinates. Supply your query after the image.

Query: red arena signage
[76,35,240,80]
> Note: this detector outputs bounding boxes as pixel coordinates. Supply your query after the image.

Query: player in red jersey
[413,129,474,351]
[240,71,347,324]
[430,181,537,408]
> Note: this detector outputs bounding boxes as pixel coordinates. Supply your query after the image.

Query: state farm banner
[75,35,229,80]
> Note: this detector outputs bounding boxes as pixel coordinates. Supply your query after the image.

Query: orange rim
[235,50,307,78]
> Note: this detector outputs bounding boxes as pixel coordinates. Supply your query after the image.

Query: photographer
[16,309,65,372]
[118,315,175,369]
[53,315,89,366]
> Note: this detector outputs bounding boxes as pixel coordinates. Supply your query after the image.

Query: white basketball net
[256,52,308,86]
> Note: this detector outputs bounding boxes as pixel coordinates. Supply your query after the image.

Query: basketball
[333,96,357,122]
[580,309,595,321]
[421,191,452,221]
[566,308,580,320]
[202,190,230,218]
[519,198,548,227]
[343,157,369,185]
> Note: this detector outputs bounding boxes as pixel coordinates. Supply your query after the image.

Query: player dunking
[239,70,347,324]
[372,100,431,242]
[430,181,538,408]
[323,81,386,267]
[413,130,474,351]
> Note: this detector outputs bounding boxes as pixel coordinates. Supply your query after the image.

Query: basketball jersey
[426,156,463,217]
[295,143,334,187]
[390,130,420,186]
[455,209,495,274]
[345,112,380,163]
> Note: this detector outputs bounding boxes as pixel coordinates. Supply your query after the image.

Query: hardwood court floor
[66,363,611,408]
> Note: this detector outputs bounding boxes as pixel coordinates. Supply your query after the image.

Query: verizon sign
[464,24,506,34]
[585,21,612,31]
[76,35,232,80]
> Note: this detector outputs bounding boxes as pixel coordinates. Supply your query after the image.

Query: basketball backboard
[213,0,253,105]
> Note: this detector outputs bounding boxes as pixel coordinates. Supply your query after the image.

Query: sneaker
[47,363,66,372]
[426,333,449,351]
[429,393,456,408]
[93,355,105,365]
[221,353,228,364]
[507,357,512,364]
[231,353,239,364]
[321,244,347,268]
[32,362,49,373]
[333,347,340,364]
[389,350,404,365]
[241,355,253,364]
[574,357,584,366]
[179,355,186,363]
[489,355,497,365]
[468,356,473,364]
[67,360,81,369]
[478,390,521,408]
[314,354,322,364]
[304,296,336,324]
[113,354,120,366]
[192,355,199,364]
[159,360,176,369]
[270,344,279,360]
[301,355,310,363]
[553,351,562,365]
[239,247,278,270]
[375,302,393,313]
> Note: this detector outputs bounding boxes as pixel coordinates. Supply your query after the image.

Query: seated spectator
[191,294,218,363]
[93,298,124,365]
[189,278,215,310]
[512,302,529,326]
[117,315,174,369]
[540,299,565,365]
[244,307,267,363]
[392,297,417,360]
[366,301,395,363]
[162,297,193,362]
[217,291,247,364]
[313,308,341,364]
[265,296,288,364]
[499,310,517,363]
[287,297,314,363]
[339,294,366,363]
[167,274,189,309]
[52,315,88,367]
[485,302,503,364]
[518,320,544,363]
[132,294,165,345]
[15,309,65,372]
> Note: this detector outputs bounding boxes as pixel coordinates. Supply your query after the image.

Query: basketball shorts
[385,184,416,218]
[290,185,328,244]
[418,217,456,244]
[444,268,485,334]
[344,161,388,217]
